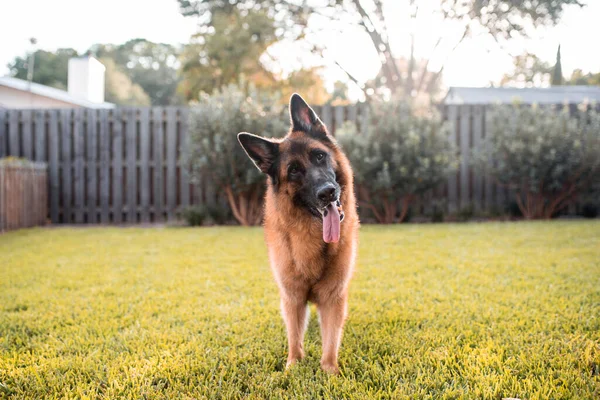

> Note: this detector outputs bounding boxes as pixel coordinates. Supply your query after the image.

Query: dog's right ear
[237,132,279,174]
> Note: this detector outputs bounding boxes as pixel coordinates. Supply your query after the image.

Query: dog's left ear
[237,132,279,174]
[290,93,323,132]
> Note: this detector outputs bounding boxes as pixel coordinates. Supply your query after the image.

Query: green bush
[184,84,287,226]
[477,105,600,219]
[182,206,208,226]
[337,101,457,223]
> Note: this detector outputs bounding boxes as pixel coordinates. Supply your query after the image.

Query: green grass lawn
[1,222,599,399]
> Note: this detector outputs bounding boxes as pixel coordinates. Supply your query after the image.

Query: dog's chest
[267,225,333,285]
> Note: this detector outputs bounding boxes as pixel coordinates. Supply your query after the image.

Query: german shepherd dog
[238,94,359,374]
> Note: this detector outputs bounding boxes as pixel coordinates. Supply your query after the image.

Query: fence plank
[112,109,123,223]
[0,110,6,158]
[73,108,84,223]
[321,104,332,131]
[8,110,19,156]
[153,108,164,221]
[333,106,344,135]
[48,111,59,223]
[166,107,177,221]
[179,108,190,211]
[22,110,33,159]
[86,109,98,223]
[483,108,494,211]
[126,108,137,223]
[99,109,110,223]
[60,109,72,223]
[471,105,483,212]
[34,110,45,161]
[459,105,471,210]
[447,105,458,213]
[139,108,150,222]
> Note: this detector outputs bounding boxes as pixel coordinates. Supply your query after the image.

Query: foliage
[567,69,600,86]
[178,8,277,102]
[552,45,564,86]
[185,84,287,226]
[337,102,457,223]
[101,58,151,106]
[182,206,208,226]
[178,0,583,101]
[1,223,599,398]
[91,39,182,105]
[478,104,600,219]
[500,52,552,87]
[7,48,78,90]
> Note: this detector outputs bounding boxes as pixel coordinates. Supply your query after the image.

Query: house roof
[443,86,600,105]
[0,76,114,109]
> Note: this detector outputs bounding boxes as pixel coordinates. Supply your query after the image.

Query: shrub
[337,101,457,223]
[185,84,287,226]
[478,105,600,219]
[182,206,208,226]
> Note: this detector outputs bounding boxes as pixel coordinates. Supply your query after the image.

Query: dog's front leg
[281,297,309,368]
[317,294,348,374]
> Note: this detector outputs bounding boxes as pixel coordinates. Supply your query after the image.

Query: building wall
[0,86,80,109]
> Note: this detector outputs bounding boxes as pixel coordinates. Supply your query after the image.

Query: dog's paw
[285,353,304,369]
[320,360,339,375]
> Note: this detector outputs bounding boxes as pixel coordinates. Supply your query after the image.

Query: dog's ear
[238,132,279,174]
[290,93,323,132]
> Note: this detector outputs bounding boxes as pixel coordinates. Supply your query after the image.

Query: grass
[0,222,599,399]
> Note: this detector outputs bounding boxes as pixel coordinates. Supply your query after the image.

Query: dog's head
[238,93,344,242]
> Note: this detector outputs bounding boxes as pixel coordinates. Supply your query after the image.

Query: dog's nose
[317,185,336,203]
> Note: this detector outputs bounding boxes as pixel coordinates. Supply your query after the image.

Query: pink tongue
[323,202,340,243]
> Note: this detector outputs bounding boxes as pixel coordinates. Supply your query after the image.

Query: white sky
[1,0,599,99]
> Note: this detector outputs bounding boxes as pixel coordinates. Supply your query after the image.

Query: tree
[184,84,288,226]
[179,0,584,101]
[7,48,78,90]
[478,105,600,219]
[91,39,182,105]
[552,45,563,85]
[178,8,278,101]
[567,69,600,86]
[337,101,457,223]
[501,53,552,87]
[101,58,151,106]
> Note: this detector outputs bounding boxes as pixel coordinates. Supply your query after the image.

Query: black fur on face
[282,138,340,217]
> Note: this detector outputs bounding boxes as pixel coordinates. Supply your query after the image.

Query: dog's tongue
[323,202,340,243]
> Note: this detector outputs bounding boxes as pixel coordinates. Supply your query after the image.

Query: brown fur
[263,127,359,374]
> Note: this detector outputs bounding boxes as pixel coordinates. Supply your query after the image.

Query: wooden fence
[0,161,47,231]
[0,104,562,225]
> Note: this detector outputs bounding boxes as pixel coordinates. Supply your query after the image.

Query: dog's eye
[288,165,300,175]
[316,152,325,162]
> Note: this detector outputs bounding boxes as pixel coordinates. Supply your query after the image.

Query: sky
[1,0,599,99]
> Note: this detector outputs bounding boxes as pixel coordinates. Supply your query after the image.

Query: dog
[238,93,359,374]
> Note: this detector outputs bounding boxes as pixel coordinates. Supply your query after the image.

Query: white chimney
[68,56,105,103]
